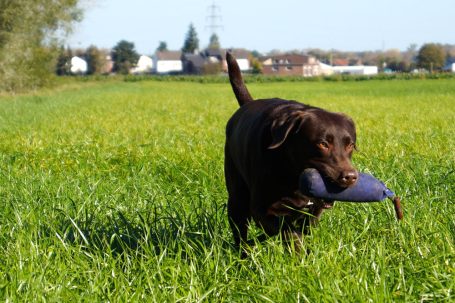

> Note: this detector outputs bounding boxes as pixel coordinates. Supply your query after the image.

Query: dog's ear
[268,111,308,149]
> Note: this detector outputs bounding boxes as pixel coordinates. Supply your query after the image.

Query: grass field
[0,78,454,302]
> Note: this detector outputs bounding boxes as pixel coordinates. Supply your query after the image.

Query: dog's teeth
[307,201,314,206]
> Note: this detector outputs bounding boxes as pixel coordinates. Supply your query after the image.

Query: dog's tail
[226,51,253,106]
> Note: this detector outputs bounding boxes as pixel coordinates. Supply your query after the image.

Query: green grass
[0,78,454,302]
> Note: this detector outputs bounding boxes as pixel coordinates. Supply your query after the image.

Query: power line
[205,1,223,36]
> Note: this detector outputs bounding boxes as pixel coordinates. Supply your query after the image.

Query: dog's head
[268,107,358,188]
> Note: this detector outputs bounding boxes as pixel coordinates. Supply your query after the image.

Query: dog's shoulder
[226,98,315,138]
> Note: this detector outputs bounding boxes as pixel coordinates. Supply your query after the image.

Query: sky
[68,0,454,55]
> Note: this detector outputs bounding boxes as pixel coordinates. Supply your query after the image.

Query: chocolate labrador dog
[225,52,358,248]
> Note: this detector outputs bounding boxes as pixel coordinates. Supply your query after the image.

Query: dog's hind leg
[227,193,250,247]
[225,153,250,248]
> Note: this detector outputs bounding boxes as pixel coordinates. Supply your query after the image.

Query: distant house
[332,58,349,66]
[260,54,377,76]
[102,55,114,74]
[182,53,206,74]
[70,56,88,74]
[261,54,322,77]
[131,55,153,74]
[332,65,378,75]
[180,48,251,75]
[204,48,223,63]
[153,49,251,75]
[154,51,183,74]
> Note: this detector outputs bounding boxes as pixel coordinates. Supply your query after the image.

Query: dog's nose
[338,170,358,187]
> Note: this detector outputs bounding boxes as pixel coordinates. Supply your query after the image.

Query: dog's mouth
[294,190,334,209]
[316,200,334,209]
[307,199,334,209]
[306,167,358,189]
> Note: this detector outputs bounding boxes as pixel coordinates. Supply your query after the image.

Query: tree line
[57,39,455,78]
[55,23,220,76]
[305,43,454,73]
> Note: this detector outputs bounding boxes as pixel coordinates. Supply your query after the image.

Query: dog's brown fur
[225,52,358,247]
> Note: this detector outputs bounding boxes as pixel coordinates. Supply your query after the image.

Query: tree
[0,0,82,91]
[208,33,220,49]
[182,23,199,54]
[112,40,139,74]
[202,62,222,75]
[251,57,263,74]
[85,45,107,75]
[400,44,418,72]
[157,41,168,52]
[382,49,404,71]
[250,50,262,58]
[417,43,446,72]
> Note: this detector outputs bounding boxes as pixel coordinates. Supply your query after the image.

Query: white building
[154,51,183,74]
[70,56,88,74]
[131,55,153,74]
[332,65,378,75]
[234,58,250,71]
[444,63,455,72]
[318,62,334,76]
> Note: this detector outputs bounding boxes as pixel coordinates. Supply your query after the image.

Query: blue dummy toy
[299,168,403,220]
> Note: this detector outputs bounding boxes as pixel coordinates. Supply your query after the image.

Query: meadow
[0,77,454,302]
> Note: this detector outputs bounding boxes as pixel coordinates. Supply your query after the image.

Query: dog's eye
[318,142,329,149]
